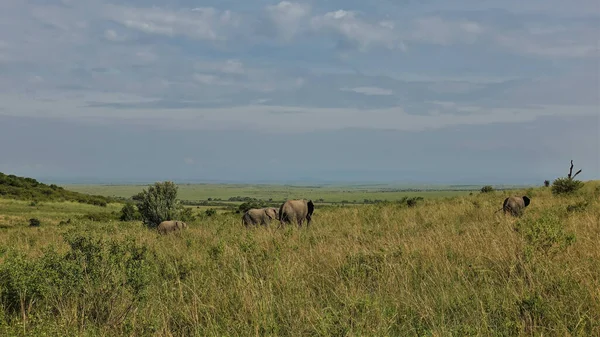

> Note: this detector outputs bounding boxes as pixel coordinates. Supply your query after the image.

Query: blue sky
[0,0,598,184]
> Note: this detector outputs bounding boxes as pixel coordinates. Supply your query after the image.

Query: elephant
[500,196,531,216]
[157,220,188,234]
[242,207,279,227]
[278,199,314,228]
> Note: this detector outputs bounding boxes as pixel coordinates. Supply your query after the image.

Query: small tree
[551,160,583,195]
[137,181,180,228]
[480,185,494,193]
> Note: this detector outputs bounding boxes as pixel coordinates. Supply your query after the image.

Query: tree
[551,160,583,195]
[136,181,180,228]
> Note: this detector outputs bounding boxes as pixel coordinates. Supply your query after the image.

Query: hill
[0,172,113,206]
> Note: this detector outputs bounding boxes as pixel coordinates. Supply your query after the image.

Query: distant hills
[0,172,113,206]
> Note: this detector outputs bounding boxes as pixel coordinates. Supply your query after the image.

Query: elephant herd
[157,195,531,234]
[242,199,315,228]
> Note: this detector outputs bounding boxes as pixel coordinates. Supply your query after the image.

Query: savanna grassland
[0,181,599,336]
[65,183,480,203]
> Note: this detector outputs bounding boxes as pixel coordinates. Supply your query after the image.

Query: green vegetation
[0,179,598,335]
[551,160,584,195]
[480,185,494,193]
[135,181,180,228]
[551,177,584,195]
[0,172,112,207]
[64,183,490,204]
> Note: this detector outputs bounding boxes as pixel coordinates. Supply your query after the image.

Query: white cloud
[493,24,600,58]
[105,5,240,41]
[310,10,404,51]
[220,60,245,74]
[265,1,311,41]
[340,86,393,95]
[408,17,484,45]
[104,29,127,42]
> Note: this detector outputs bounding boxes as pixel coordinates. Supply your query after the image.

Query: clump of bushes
[205,208,217,217]
[513,212,575,259]
[29,218,41,227]
[551,178,584,195]
[480,185,494,193]
[0,232,151,327]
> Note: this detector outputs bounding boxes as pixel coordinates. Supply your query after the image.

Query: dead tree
[567,160,582,180]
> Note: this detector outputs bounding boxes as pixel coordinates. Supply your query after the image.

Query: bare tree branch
[568,160,574,179]
[573,169,582,179]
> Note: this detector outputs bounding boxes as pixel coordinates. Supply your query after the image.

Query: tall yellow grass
[0,183,598,336]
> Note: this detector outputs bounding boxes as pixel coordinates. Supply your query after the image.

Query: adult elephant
[157,220,188,234]
[500,196,531,216]
[278,199,314,228]
[242,207,278,227]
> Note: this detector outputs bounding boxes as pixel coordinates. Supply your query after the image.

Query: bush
[205,208,217,217]
[238,201,268,214]
[406,197,423,207]
[136,181,180,228]
[544,180,550,187]
[514,212,575,258]
[29,218,41,227]
[480,185,494,193]
[119,203,140,222]
[178,207,196,223]
[0,233,151,326]
[551,177,584,195]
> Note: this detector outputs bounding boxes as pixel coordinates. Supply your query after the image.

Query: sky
[0,0,598,185]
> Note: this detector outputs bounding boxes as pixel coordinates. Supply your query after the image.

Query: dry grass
[0,182,599,336]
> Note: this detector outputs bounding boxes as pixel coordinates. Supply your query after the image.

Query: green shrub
[119,203,140,222]
[544,180,550,187]
[406,197,423,207]
[0,233,151,326]
[480,185,494,193]
[514,212,575,258]
[29,218,41,227]
[551,177,583,195]
[205,208,217,217]
[178,207,196,222]
[566,201,588,213]
[136,181,180,228]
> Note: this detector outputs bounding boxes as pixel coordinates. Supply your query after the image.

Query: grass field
[0,181,599,336]
[64,183,488,203]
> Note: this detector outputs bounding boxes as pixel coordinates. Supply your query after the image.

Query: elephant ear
[265,208,276,220]
[307,200,315,216]
[522,196,531,207]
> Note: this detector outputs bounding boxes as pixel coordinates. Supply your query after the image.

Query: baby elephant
[157,220,188,234]
[242,207,279,227]
[501,196,531,216]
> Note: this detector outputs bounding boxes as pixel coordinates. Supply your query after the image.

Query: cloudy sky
[0,0,598,185]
